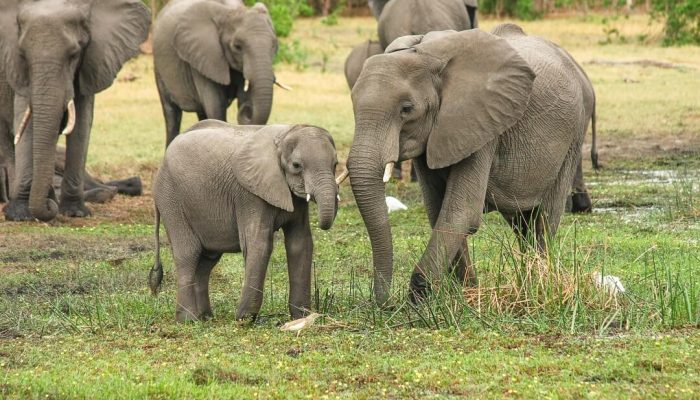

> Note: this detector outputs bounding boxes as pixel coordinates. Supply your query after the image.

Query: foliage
[479,0,542,20]
[243,0,308,37]
[652,0,700,45]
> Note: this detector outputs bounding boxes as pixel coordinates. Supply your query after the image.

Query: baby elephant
[149,121,345,322]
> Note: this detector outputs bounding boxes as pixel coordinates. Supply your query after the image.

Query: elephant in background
[154,0,283,147]
[344,41,383,90]
[1,68,142,206]
[0,0,150,221]
[149,121,344,321]
[369,0,478,29]
[347,26,596,305]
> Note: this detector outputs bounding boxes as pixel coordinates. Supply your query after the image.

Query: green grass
[2,14,700,398]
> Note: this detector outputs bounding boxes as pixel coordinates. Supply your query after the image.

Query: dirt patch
[584,133,700,168]
[0,232,153,269]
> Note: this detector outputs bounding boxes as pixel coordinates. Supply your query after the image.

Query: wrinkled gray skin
[0,0,150,221]
[348,25,596,305]
[150,121,340,322]
[374,0,478,49]
[154,0,278,146]
[0,73,142,205]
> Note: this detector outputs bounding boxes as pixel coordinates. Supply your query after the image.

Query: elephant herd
[0,0,601,322]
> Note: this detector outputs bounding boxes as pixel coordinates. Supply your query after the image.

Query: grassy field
[2,14,700,398]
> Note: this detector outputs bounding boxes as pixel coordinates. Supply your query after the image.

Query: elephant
[0,0,150,221]
[1,69,142,205]
[347,25,597,305]
[369,0,478,29]
[149,120,345,322]
[344,41,383,90]
[353,0,478,181]
[154,0,283,147]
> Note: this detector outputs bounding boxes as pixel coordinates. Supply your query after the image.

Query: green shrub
[244,0,308,38]
[653,0,700,45]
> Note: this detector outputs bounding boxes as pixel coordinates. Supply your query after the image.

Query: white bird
[592,272,626,295]
[385,196,408,213]
[280,313,321,336]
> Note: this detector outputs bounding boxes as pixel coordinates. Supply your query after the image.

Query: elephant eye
[400,104,414,116]
[233,42,243,52]
[292,161,302,170]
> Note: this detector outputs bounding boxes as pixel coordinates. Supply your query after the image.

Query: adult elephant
[347,26,596,305]
[154,0,283,146]
[0,72,142,206]
[0,0,150,222]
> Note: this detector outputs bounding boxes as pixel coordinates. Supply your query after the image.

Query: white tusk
[306,194,311,202]
[15,106,32,145]
[335,168,349,185]
[62,99,76,135]
[244,79,250,92]
[337,194,341,201]
[383,162,395,183]
[274,80,292,91]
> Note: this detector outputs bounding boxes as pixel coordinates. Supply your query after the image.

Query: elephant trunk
[28,81,66,221]
[347,131,394,306]
[240,54,274,125]
[312,175,338,231]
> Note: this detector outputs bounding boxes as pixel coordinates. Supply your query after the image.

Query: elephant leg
[59,94,93,218]
[156,73,182,147]
[196,110,208,121]
[194,250,222,320]
[236,223,274,321]
[4,96,34,220]
[413,156,477,288]
[504,208,545,253]
[192,70,227,121]
[570,158,592,213]
[0,120,13,203]
[410,147,495,301]
[283,214,313,319]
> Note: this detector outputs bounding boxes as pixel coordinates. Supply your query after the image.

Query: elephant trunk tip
[29,198,58,222]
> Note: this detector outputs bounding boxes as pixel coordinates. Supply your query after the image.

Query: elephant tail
[591,99,600,170]
[148,206,164,295]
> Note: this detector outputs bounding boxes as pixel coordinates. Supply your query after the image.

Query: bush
[243,0,308,38]
[653,0,700,45]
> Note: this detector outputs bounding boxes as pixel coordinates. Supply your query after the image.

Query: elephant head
[173,2,278,125]
[348,30,535,304]
[0,0,149,221]
[232,125,340,230]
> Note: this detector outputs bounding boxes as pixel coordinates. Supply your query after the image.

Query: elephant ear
[231,126,294,212]
[0,0,29,96]
[416,29,535,169]
[173,2,242,86]
[79,0,151,94]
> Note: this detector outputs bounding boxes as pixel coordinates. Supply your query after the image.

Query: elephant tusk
[62,99,76,135]
[337,194,341,201]
[382,162,394,183]
[15,106,32,145]
[306,194,311,202]
[274,80,292,91]
[244,79,250,92]
[335,168,349,185]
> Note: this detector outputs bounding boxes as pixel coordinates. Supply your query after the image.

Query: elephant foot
[570,191,593,213]
[176,308,201,323]
[105,176,142,197]
[59,201,92,218]
[408,272,430,304]
[3,199,34,221]
[84,186,117,204]
[235,310,259,323]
